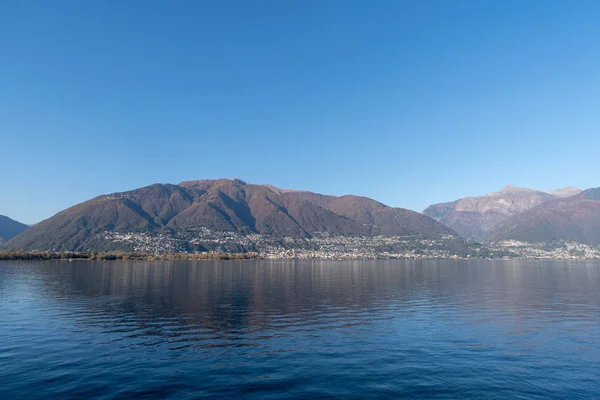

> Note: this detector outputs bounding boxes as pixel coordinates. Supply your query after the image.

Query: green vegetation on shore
[0,251,263,261]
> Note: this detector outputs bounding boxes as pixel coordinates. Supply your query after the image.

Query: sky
[1,0,600,224]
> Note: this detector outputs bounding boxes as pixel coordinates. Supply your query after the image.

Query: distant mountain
[5,179,460,252]
[0,215,29,243]
[487,187,600,245]
[423,185,581,241]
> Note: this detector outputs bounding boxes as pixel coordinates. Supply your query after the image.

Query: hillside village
[101,230,469,259]
[100,229,600,260]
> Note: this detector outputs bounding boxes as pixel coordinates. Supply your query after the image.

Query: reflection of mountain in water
[29,260,600,342]
[3,260,600,399]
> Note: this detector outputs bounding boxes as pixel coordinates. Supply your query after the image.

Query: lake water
[1,260,599,399]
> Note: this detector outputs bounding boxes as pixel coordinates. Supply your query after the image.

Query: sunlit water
[1,260,599,399]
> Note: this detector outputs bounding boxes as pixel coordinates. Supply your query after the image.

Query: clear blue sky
[2,0,600,224]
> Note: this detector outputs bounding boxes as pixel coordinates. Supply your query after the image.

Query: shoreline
[0,251,263,261]
[1,251,599,262]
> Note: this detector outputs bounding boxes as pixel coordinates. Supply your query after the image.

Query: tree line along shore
[0,251,263,261]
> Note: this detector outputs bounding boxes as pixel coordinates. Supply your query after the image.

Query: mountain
[5,179,460,252]
[0,215,29,244]
[423,185,581,241]
[486,187,600,245]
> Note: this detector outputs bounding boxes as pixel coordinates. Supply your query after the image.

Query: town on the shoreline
[101,230,600,260]
[3,229,598,261]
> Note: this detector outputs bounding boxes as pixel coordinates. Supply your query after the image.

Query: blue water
[1,260,599,399]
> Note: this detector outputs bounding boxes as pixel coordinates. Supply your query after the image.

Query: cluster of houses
[100,230,600,260]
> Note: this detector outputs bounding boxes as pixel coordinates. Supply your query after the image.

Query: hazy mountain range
[3,179,600,253]
[0,215,29,244]
[486,188,600,246]
[423,185,582,241]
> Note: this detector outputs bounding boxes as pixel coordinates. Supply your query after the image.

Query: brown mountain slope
[423,185,581,241]
[486,188,600,245]
[6,179,457,252]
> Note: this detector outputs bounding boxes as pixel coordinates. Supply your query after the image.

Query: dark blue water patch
[0,260,599,399]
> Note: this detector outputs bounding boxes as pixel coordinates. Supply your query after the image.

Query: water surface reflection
[1,260,599,399]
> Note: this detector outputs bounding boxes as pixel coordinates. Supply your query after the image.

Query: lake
[1,260,599,399]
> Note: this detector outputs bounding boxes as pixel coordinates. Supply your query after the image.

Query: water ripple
[1,259,599,399]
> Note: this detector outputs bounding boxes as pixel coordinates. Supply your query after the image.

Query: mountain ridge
[0,215,29,243]
[5,179,459,252]
[423,185,581,241]
[486,187,600,245]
